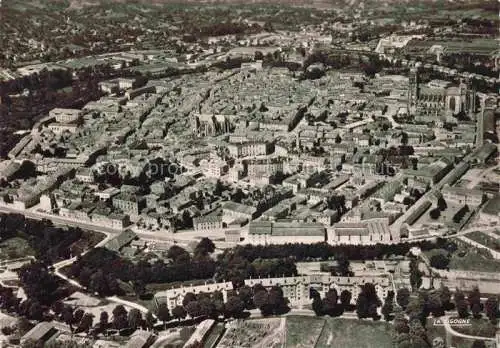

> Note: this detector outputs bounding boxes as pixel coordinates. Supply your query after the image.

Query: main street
[0,204,241,246]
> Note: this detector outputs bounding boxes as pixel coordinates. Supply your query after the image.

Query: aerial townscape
[0,0,499,347]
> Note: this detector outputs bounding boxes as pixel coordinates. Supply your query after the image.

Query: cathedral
[407,68,476,117]
[190,113,233,137]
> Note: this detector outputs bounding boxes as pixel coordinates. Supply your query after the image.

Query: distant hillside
[3,0,497,12]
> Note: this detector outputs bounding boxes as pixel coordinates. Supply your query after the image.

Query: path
[49,231,154,316]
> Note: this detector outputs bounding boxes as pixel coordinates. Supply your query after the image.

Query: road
[248,308,360,320]
[48,232,154,316]
[0,204,244,247]
[0,204,123,236]
[441,315,497,342]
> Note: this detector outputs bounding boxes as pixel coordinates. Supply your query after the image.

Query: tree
[401,132,409,145]
[453,205,469,224]
[381,291,394,321]
[225,296,245,319]
[28,301,44,321]
[335,254,351,276]
[437,196,447,211]
[133,280,146,298]
[396,288,410,309]
[167,245,191,263]
[454,290,469,318]
[62,306,74,331]
[51,300,64,316]
[429,208,441,220]
[484,296,498,323]
[356,283,381,319]
[409,259,422,291]
[468,287,482,319]
[409,319,429,347]
[195,238,215,256]
[323,289,339,316]
[18,262,59,305]
[406,293,427,324]
[128,309,142,330]
[182,292,197,307]
[238,286,254,310]
[340,290,352,309]
[89,269,109,296]
[393,332,412,348]
[77,313,93,333]
[268,286,288,315]
[393,310,410,334]
[157,303,171,327]
[172,305,187,321]
[74,309,84,324]
[427,291,444,317]
[112,305,128,330]
[253,290,271,316]
[430,254,449,270]
[252,289,268,309]
[16,317,34,335]
[186,301,202,318]
[99,311,109,328]
[356,292,370,319]
[199,297,216,318]
[471,340,486,348]
[312,297,324,316]
[438,285,453,310]
[145,311,156,330]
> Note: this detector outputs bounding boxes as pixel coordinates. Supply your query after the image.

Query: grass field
[425,318,478,348]
[450,318,497,338]
[296,318,393,348]
[447,240,500,272]
[286,316,325,348]
[465,232,500,252]
[0,237,35,259]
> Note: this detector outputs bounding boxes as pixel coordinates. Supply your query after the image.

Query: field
[286,316,325,348]
[450,318,497,338]
[465,232,500,252]
[425,318,477,348]
[218,318,285,348]
[310,318,392,348]
[447,241,500,272]
[0,237,35,259]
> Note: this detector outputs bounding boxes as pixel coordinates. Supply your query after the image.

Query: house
[75,167,95,183]
[247,220,326,245]
[328,218,393,245]
[21,322,71,347]
[193,215,223,231]
[154,282,234,311]
[225,230,241,244]
[222,202,257,221]
[112,192,146,216]
[103,229,138,252]
[126,329,156,348]
[441,186,485,208]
